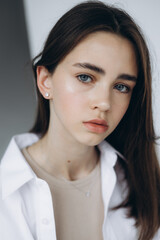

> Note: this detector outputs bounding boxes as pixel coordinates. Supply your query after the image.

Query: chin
[79,135,107,147]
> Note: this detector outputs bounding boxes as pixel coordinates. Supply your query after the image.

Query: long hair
[30,1,160,239]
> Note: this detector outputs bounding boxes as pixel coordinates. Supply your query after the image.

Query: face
[43,32,137,146]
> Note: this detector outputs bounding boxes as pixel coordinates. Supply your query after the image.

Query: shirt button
[42,218,50,225]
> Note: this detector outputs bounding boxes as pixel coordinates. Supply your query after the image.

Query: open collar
[0,133,39,199]
[98,140,125,167]
[1,133,124,200]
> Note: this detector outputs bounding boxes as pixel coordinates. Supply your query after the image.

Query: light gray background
[1,0,160,160]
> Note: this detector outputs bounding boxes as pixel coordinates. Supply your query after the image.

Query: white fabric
[0,133,159,240]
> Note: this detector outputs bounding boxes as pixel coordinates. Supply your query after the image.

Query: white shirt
[0,133,159,240]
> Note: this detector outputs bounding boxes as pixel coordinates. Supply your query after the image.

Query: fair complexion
[28,32,137,180]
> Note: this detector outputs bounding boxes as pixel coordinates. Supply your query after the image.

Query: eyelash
[77,74,93,83]
[114,84,130,93]
[77,74,130,93]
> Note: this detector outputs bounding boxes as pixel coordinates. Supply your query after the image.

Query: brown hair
[30,1,160,239]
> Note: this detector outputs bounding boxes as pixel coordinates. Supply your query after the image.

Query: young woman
[0,1,160,240]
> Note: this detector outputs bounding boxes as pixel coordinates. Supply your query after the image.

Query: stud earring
[45,92,49,97]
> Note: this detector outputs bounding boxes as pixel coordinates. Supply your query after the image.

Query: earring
[45,92,49,97]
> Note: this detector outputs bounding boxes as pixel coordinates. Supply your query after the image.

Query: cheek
[112,96,131,122]
[53,85,86,119]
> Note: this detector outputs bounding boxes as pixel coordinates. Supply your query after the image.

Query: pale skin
[28,32,137,181]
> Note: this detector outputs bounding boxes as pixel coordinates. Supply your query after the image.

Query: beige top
[22,147,104,240]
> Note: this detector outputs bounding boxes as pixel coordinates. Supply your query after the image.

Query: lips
[83,119,108,133]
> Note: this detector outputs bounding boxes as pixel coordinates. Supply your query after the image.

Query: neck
[28,129,99,181]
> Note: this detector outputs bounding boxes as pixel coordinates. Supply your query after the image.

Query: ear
[36,66,53,99]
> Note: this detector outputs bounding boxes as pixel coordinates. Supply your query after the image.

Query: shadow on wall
[0,0,36,159]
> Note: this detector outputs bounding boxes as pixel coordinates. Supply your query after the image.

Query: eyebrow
[73,62,137,82]
[117,74,137,82]
[73,62,105,75]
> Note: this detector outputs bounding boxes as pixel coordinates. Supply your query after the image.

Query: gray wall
[0,0,36,159]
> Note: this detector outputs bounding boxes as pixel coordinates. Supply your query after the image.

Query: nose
[90,89,111,112]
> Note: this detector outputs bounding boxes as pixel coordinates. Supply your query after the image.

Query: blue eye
[115,84,130,93]
[77,74,92,83]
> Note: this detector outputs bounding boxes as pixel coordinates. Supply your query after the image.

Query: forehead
[70,31,136,58]
[60,31,138,76]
